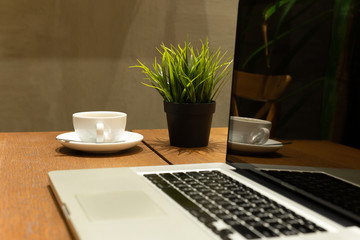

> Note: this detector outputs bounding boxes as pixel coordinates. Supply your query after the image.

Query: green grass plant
[131,39,233,103]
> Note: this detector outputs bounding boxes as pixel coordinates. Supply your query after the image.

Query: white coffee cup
[73,111,127,143]
[229,116,272,145]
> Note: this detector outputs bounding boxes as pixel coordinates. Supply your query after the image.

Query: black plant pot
[164,101,216,147]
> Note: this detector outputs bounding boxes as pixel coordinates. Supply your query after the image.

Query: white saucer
[56,131,143,153]
[229,139,283,153]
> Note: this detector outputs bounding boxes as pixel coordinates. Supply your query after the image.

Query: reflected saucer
[229,139,283,153]
[56,131,143,153]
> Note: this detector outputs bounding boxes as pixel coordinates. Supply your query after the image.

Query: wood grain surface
[0,131,166,240]
[135,128,360,169]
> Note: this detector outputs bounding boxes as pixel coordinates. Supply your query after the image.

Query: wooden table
[2,129,360,240]
[0,132,167,240]
[135,128,360,169]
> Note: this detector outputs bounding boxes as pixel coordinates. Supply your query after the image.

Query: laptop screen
[226,0,357,164]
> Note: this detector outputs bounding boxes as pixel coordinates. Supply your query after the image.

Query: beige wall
[0,0,238,132]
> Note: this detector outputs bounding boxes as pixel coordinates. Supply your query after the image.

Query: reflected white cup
[229,116,272,145]
[73,111,127,143]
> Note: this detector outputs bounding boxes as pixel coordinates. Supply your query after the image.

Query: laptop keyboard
[261,170,360,216]
[144,170,325,240]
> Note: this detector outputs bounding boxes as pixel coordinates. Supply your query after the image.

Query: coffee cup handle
[96,122,105,142]
[249,127,270,145]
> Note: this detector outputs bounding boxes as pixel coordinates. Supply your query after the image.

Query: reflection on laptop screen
[227,0,356,162]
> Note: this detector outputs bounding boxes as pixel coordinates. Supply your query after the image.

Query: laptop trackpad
[76,191,166,222]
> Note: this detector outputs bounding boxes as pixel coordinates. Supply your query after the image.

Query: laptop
[49,2,360,240]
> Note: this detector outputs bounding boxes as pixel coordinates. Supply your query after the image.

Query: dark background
[233,0,360,149]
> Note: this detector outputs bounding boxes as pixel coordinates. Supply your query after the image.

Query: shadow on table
[55,145,144,158]
[144,137,226,156]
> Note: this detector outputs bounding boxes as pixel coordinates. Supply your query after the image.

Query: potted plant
[131,39,233,147]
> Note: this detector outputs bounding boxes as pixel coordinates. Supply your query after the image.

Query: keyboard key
[254,225,278,237]
[213,209,229,217]
[224,219,239,226]
[291,223,316,233]
[161,186,199,211]
[202,203,220,211]
[218,229,234,240]
[232,224,261,239]
[222,204,239,211]
[144,174,170,188]
[173,172,190,179]
[245,219,263,227]
[198,199,212,206]
[160,173,179,182]
[217,214,235,221]
[187,171,205,179]
[189,209,215,223]
[278,226,299,236]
